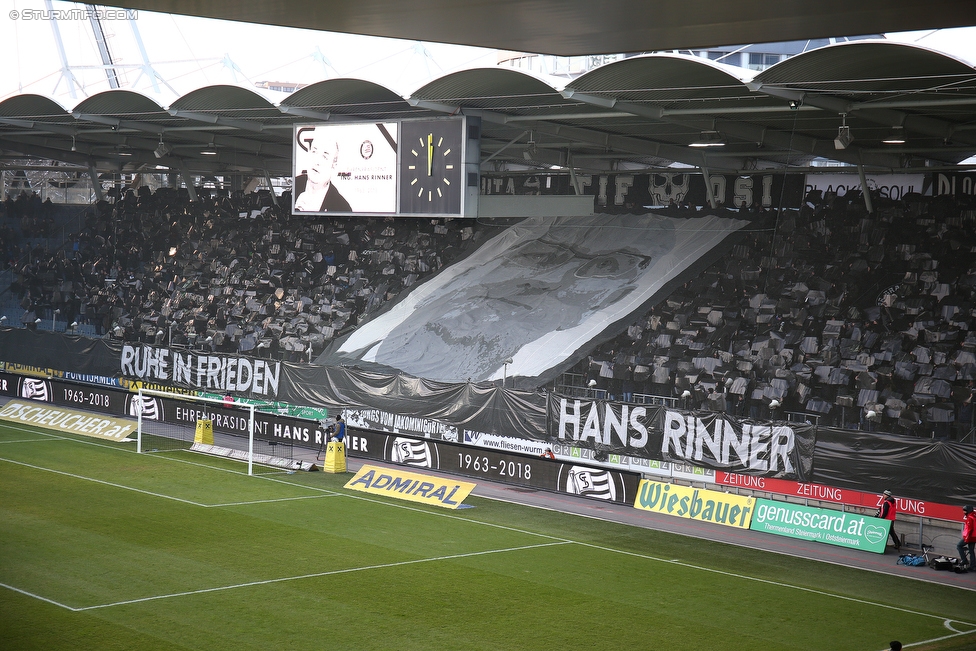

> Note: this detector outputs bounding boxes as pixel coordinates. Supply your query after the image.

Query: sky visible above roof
[1,1,973,109]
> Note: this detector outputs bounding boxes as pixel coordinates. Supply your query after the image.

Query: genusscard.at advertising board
[749,499,891,554]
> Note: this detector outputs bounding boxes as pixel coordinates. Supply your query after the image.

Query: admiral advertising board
[344,464,476,509]
[341,427,640,505]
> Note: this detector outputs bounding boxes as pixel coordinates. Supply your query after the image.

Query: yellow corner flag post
[194,419,214,445]
[323,440,346,473]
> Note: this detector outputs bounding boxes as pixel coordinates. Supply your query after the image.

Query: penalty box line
[71,541,572,611]
[0,456,336,508]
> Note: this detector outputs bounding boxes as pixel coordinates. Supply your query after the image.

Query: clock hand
[427,133,433,177]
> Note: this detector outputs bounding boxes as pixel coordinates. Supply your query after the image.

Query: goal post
[134,388,258,475]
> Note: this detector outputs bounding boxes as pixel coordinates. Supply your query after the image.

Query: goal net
[133,388,308,475]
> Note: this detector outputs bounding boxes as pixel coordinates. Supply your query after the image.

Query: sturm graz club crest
[126,394,162,421]
[557,465,625,501]
[387,436,437,468]
[877,283,900,306]
[19,377,51,402]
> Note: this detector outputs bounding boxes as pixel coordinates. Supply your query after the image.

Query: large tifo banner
[549,395,816,481]
[322,213,747,385]
[586,173,804,211]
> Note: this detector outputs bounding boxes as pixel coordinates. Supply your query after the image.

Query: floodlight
[834,114,853,150]
[689,130,725,148]
[882,126,906,145]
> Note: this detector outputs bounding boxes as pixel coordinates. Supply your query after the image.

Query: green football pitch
[1,421,974,651]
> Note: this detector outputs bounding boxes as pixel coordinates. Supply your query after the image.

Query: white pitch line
[0,457,209,507]
[890,624,976,650]
[0,423,258,477]
[74,540,572,611]
[4,422,973,633]
[0,438,59,444]
[207,494,337,507]
[575,540,976,628]
[0,582,80,612]
[0,456,336,509]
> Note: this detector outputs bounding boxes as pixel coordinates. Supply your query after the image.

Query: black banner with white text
[547,395,815,481]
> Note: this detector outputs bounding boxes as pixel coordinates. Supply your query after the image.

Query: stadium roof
[1,42,974,178]
[101,0,976,58]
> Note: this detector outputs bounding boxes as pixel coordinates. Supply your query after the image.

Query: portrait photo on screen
[293,122,398,215]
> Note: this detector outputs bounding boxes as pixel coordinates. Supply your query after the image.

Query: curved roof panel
[568,54,754,105]
[0,41,974,178]
[0,94,71,120]
[411,68,568,112]
[72,90,167,117]
[170,84,282,119]
[281,78,423,121]
[284,78,406,109]
[756,41,976,94]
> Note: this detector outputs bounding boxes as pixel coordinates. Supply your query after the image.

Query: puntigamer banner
[749,498,890,554]
[633,479,754,529]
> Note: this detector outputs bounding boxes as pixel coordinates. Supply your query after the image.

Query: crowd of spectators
[6,185,484,361]
[1,190,59,268]
[5,181,976,439]
[572,190,976,439]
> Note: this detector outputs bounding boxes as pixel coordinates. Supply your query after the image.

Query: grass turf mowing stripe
[3,420,975,651]
[8,451,967,632]
[73,541,573,611]
[575,541,976,627]
[0,456,209,507]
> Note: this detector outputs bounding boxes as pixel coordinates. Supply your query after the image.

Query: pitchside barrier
[0,370,968,539]
[710,471,964,555]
